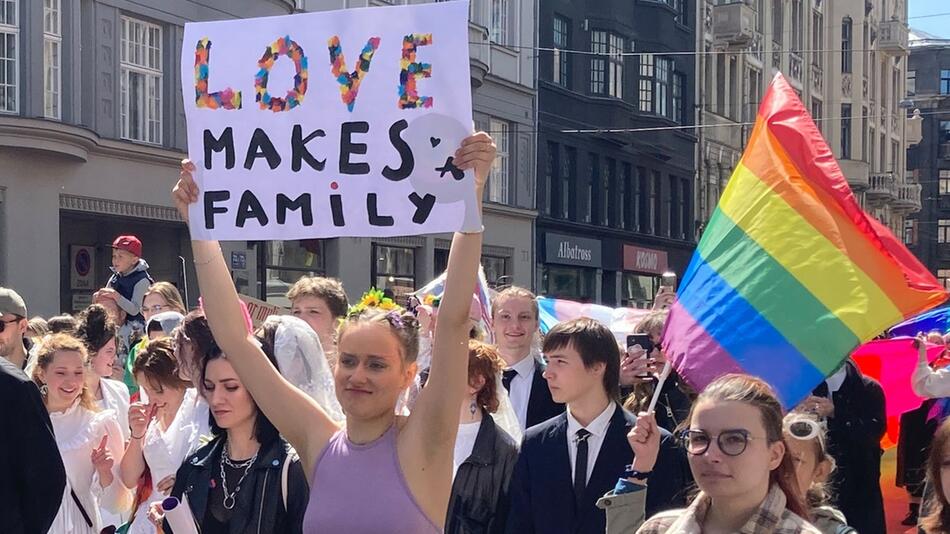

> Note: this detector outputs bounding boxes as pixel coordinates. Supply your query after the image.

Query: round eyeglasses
[678,429,766,456]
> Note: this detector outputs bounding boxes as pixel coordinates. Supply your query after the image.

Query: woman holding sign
[31,333,133,534]
[173,132,495,533]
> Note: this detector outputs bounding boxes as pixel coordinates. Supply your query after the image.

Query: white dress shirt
[506,352,539,430]
[566,402,617,485]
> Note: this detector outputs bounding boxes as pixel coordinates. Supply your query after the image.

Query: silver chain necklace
[219,441,259,510]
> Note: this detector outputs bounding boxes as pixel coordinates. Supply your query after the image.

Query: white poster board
[181,1,479,241]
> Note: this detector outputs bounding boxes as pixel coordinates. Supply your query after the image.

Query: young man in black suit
[491,286,564,430]
[505,318,688,534]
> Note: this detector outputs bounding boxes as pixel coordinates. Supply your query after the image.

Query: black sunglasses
[0,317,22,333]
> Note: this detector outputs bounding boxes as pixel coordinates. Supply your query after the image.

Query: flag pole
[647,361,672,414]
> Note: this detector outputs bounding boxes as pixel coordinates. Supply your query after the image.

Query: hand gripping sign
[181,0,479,241]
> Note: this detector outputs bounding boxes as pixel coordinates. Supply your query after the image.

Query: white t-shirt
[453,420,482,477]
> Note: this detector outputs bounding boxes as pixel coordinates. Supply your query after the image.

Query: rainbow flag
[662,73,947,408]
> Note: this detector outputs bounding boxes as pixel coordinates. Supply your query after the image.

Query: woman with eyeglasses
[636,374,820,534]
[123,283,188,397]
[783,412,855,534]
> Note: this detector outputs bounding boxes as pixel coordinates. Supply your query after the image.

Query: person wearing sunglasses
[784,412,855,534]
[637,374,820,534]
[0,287,32,370]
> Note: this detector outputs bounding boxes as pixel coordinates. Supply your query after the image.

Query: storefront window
[622,273,660,309]
[373,245,415,304]
[482,255,510,288]
[263,239,325,307]
[541,265,596,302]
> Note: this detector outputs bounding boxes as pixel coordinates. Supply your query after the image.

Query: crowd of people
[5,132,950,534]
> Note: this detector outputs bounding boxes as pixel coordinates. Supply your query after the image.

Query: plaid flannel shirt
[637,485,822,534]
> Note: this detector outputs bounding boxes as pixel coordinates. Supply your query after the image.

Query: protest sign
[181,1,478,241]
[238,293,286,327]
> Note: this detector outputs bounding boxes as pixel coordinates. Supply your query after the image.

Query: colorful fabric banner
[888,306,950,337]
[411,267,495,343]
[662,73,947,409]
[538,297,652,343]
[852,338,945,447]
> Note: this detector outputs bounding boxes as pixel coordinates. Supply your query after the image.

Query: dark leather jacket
[446,412,520,534]
[164,434,309,534]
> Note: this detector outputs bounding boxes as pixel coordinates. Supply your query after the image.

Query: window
[891,140,899,173]
[655,57,673,118]
[541,265,596,301]
[862,107,869,163]
[941,121,950,143]
[553,15,570,87]
[942,69,950,95]
[623,163,634,230]
[638,167,650,232]
[603,158,615,226]
[811,10,823,68]
[811,98,823,134]
[373,245,416,304]
[703,45,713,110]
[590,31,606,95]
[745,67,762,123]
[639,54,654,112]
[653,171,663,236]
[940,170,950,195]
[715,53,726,114]
[907,70,916,97]
[728,55,738,120]
[43,0,61,119]
[772,0,784,45]
[681,177,691,239]
[591,31,623,97]
[120,16,162,144]
[482,256,510,289]
[560,147,576,219]
[841,17,852,74]
[840,104,852,159]
[263,240,326,307]
[543,142,555,216]
[490,0,508,45]
[940,220,950,244]
[585,153,597,224]
[616,162,626,229]
[487,118,509,203]
[0,0,17,113]
[791,0,803,51]
[675,0,688,25]
[670,176,681,238]
[939,269,950,290]
[904,220,917,246]
[673,72,685,124]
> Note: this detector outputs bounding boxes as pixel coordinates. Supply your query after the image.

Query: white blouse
[48,401,133,534]
[127,388,210,534]
[97,378,131,441]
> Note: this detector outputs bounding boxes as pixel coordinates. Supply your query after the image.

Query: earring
[469,399,477,417]
[39,384,48,396]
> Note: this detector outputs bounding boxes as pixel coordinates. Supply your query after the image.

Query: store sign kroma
[622,244,669,275]
[181,1,480,241]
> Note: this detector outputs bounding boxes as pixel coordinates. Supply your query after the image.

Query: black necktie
[574,428,591,508]
[502,369,518,392]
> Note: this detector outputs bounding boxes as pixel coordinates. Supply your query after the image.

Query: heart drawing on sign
[430,136,441,148]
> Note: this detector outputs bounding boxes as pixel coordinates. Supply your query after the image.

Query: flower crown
[347,288,401,316]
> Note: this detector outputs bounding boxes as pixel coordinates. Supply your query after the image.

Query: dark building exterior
[905,30,949,287]
[536,0,697,307]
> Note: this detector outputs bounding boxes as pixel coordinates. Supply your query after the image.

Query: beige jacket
[597,488,647,534]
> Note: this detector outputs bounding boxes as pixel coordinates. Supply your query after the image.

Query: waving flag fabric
[537,297,652,343]
[411,266,495,343]
[662,73,947,408]
[888,305,950,337]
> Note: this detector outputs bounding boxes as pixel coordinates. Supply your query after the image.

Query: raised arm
[173,162,339,471]
[403,132,494,452]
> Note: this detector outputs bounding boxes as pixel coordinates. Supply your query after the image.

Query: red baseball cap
[112,235,142,257]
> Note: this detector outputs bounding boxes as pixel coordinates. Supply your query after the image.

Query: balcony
[712,2,756,49]
[468,22,490,88]
[866,172,897,207]
[876,20,909,56]
[892,183,922,213]
[839,159,870,192]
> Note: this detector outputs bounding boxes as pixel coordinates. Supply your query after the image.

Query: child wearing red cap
[95,235,154,325]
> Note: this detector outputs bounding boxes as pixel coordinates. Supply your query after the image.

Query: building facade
[294,0,537,306]
[537,0,697,307]
[697,0,918,239]
[905,30,950,287]
[0,0,300,316]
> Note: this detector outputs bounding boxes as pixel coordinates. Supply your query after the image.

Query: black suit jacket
[0,357,66,534]
[525,362,565,429]
[504,404,690,534]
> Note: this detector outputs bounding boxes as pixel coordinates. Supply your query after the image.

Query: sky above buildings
[910,0,949,38]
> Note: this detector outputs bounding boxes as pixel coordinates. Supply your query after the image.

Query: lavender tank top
[302,424,443,534]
